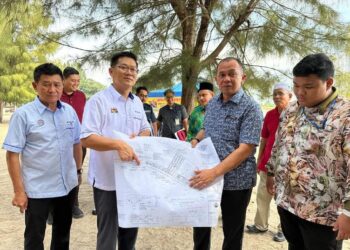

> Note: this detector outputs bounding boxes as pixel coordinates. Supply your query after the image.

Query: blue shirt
[204,88,263,190]
[2,97,80,198]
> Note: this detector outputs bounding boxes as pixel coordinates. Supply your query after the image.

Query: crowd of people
[2,51,350,250]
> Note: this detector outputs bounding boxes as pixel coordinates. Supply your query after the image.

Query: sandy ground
[0,115,349,250]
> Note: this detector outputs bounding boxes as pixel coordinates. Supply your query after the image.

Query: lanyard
[301,99,336,130]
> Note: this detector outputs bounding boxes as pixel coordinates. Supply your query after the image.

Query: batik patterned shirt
[267,90,350,226]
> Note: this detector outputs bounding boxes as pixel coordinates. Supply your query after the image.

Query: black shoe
[92,209,97,215]
[246,224,268,234]
[72,206,84,219]
[273,232,286,242]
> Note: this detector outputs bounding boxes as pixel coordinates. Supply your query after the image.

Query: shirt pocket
[62,121,75,146]
[222,113,241,141]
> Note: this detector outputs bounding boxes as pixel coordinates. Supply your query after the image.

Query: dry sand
[0,116,348,250]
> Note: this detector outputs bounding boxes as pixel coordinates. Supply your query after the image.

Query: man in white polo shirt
[80,51,150,250]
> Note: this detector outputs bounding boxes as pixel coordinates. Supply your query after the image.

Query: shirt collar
[318,87,338,114]
[218,88,244,104]
[108,84,134,100]
[62,91,75,97]
[34,96,63,114]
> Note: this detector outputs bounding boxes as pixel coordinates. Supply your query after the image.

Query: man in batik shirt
[186,82,214,142]
[266,53,350,250]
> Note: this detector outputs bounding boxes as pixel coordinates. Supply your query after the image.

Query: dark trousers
[278,206,343,250]
[193,189,252,250]
[93,187,138,250]
[73,146,87,207]
[24,187,76,250]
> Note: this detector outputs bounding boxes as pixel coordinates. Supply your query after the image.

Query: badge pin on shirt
[111,107,118,113]
[37,119,45,126]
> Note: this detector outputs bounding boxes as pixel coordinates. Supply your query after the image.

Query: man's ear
[241,74,247,85]
[326,77,334,90]
[32,82,37,91]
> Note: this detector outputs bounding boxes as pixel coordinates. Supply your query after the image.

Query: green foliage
[41,0,350,108]
[79,79,105,99]
[0,0,58,105]
[335,71,350,98]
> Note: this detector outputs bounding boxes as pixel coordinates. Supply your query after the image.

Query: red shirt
[60,90,86,123]
[258,107,280,172]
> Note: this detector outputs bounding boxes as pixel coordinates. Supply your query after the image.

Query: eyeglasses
[138,94,148,98]
[165,96,174,99]
[115,64,139,74]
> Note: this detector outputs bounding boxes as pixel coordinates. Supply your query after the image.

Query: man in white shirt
[80,51,151,250]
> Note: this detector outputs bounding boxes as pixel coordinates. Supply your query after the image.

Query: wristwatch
[77,169,83,175]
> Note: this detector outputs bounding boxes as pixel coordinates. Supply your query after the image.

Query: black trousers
[24,187,76,250]
[93,187,138,250]
[193,189,252,250]
[278,206,343,250]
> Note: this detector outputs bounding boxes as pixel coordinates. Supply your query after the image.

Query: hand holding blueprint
[113,132,223,227]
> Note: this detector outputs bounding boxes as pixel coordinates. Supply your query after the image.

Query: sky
[51,1,350,86]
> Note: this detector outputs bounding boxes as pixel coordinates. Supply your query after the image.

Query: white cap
[273,82,291,92]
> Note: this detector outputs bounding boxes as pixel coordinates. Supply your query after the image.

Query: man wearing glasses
[80,51,150,250]
[157,88,188,139]
[136,86,158,136]
[3,63,82,249]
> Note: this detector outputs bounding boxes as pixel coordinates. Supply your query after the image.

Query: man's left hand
[189,169,217,190]
[333,213,350,240]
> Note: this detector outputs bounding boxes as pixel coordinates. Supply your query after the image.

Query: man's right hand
[190,139,199,148]
[12,192,28,213]
[266,175,275,195]
[116,140,140,165]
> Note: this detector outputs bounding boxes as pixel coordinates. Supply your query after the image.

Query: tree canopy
[0,1,59,122]
[4,0,350,111]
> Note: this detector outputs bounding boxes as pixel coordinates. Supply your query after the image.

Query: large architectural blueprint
[113,132,223,227]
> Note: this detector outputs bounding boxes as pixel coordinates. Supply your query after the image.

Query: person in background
[157,89,188,139]
[246,82,292,242]
[267,53,350,250]
[80,51,150,250]
[3,63,82,250]
[136,86,158,136]
[61,66,86,219]
[186,81,214,142]
[190,57,263,250]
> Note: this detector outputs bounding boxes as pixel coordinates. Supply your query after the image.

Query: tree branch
[201,0,260,67]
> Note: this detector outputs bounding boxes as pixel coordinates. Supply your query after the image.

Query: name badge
[175,118,180,126]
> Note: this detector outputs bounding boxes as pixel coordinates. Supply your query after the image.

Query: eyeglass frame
[114,64,139,74]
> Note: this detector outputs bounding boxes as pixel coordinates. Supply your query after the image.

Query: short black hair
[293,53,334,80]
[164,89,174,96]
[110,51,138,68]
[63,67,79,79]
[136,86,149,94]
[33,63,63,82]
[217,57,244,71]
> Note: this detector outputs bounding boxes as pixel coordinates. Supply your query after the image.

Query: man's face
[215,60,246,99]
[136,89,148,103]
[32,74,63,107]
[293,74,333,108]
[273,89,291,110]
[197,89,214,106]
[109,57,138,89]
[165,92,175,106]
[63,74,80,93]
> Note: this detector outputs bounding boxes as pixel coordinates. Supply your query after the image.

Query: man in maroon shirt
[246,82,292,242]
[61,67,86,219]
